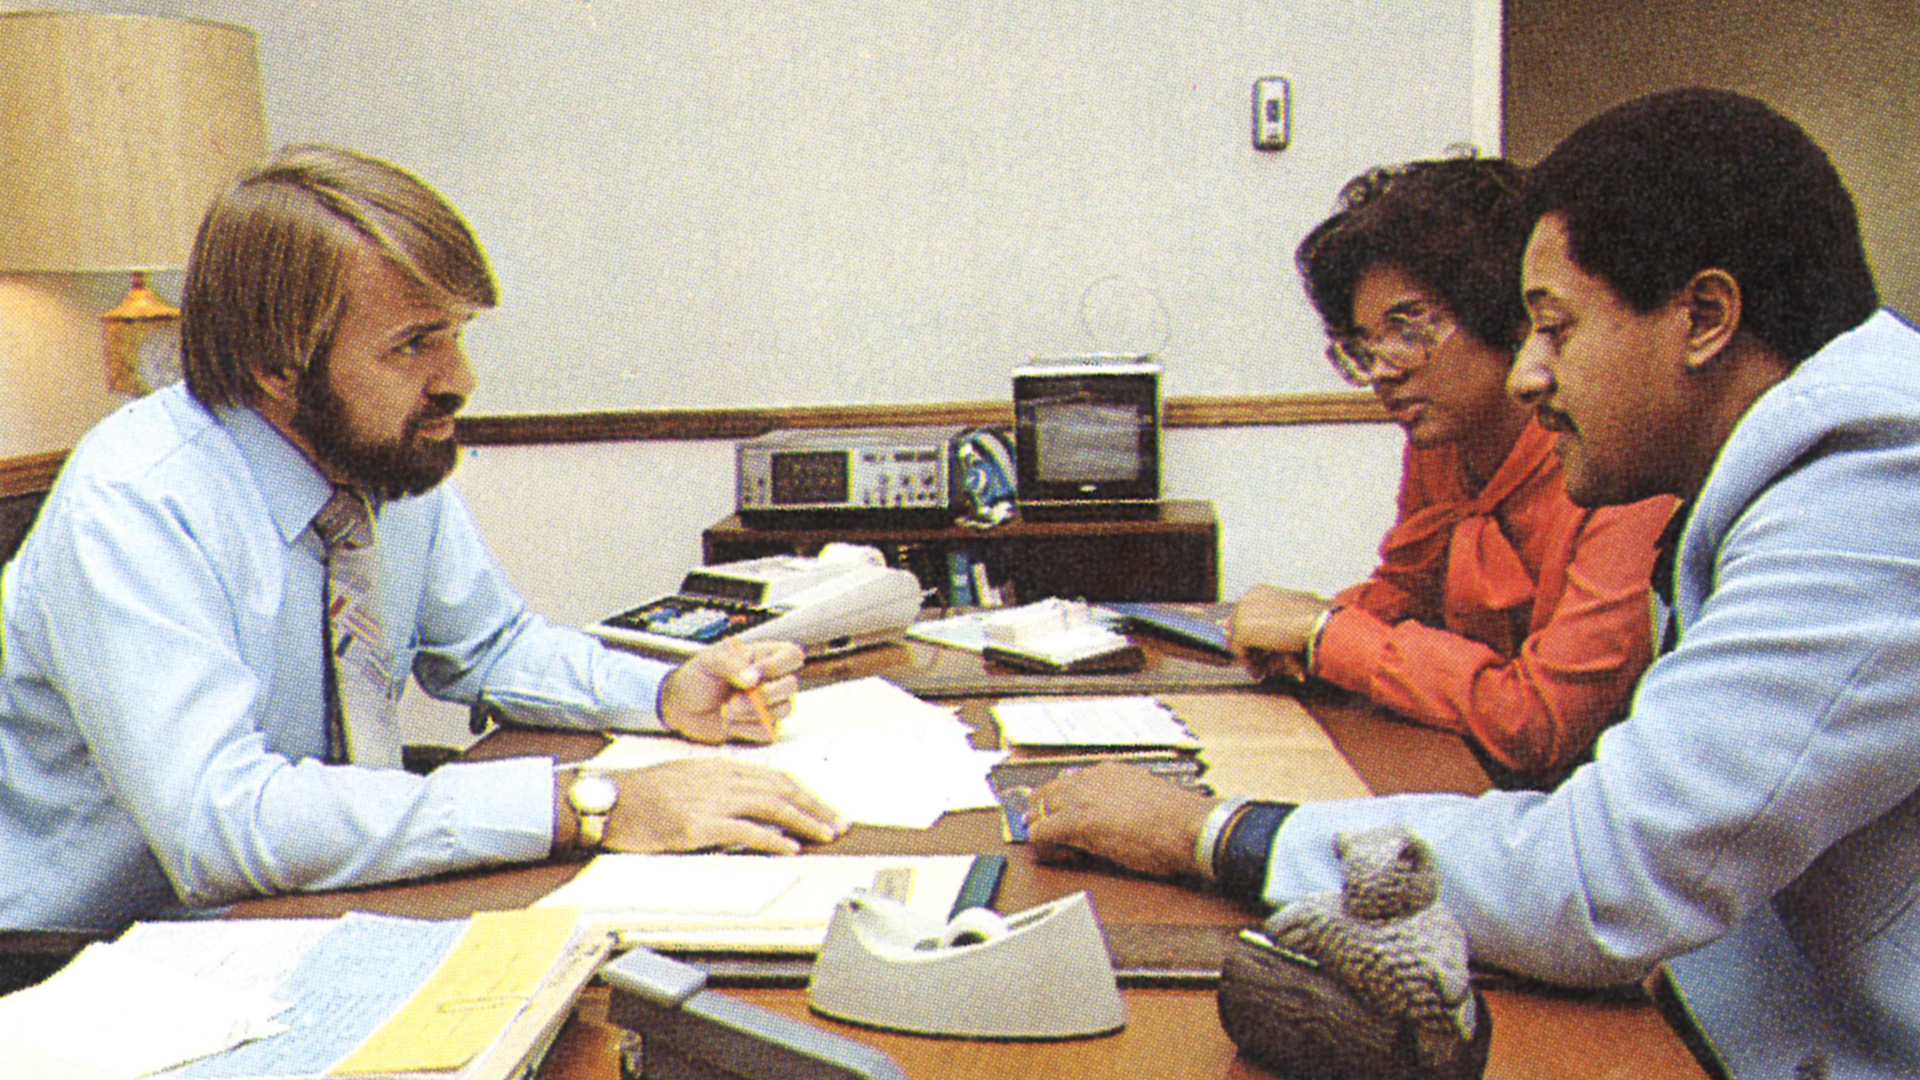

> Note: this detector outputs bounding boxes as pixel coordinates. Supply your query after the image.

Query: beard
[292,362,462,501]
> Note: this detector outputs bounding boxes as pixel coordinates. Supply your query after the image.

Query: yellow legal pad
[329,907,580,1075]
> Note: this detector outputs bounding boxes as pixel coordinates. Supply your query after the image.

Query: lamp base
[101,271,182,395]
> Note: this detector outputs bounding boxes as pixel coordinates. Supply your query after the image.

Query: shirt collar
[218,405,336,546]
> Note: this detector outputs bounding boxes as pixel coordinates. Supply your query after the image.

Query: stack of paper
[991,695,1200,749]
[0,930,297,1080]
[582,676,1006,829]
[907,599,1129,655]
[534,853,980,953]
[0,909,609,1080]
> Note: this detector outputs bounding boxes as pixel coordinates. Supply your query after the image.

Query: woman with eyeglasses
[1230,156,1678,788]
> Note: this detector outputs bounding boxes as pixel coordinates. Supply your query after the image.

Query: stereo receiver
[736,426,964,528]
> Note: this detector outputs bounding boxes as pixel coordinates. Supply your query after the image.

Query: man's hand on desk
[556,760,845,856]
[659,639,804,745]
[554,639,841,858]
[1229,585,1336,680]
[1026,761,1217,880]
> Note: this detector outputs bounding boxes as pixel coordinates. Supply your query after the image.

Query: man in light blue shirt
[0,145,842,939]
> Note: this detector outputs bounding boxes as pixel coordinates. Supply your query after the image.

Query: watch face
[570,774,618,815]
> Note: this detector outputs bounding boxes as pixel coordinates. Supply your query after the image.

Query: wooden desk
[229,642,1708,1080]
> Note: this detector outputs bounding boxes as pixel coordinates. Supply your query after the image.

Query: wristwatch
[567,773,619,850]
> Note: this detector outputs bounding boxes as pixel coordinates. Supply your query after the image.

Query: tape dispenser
[807,889,1125,1039]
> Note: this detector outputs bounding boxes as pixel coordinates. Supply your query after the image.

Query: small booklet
[981,635,1145,674]
[975,599,1144,673]
[1098,602,1235,657]
[990,695,1199,750]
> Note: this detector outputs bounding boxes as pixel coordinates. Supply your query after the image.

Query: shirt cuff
[1309,605,1390,692]
[437,756,565,863]
[1216,801,1295,902]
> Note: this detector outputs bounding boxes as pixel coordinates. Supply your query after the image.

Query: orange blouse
[1313,420,1678,780]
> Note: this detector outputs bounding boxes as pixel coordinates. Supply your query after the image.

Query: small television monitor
[1012,357,1161,521]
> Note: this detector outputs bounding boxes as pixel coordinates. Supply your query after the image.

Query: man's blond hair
[181,145,497,409]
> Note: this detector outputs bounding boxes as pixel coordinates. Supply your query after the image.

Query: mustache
[422,393,465,420]
[1533,404,1576,433]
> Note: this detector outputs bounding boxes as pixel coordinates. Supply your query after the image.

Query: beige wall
[0,0,1485,748]
[0,276,129,457]
[0,2,1477,748]
[1504,0,1920,319]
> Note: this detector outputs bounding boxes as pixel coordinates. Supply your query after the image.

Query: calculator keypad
[604,596,779,644]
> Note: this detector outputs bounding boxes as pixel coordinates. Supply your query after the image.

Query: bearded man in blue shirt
[0,146,843,952]
[1032,89,1918,1079]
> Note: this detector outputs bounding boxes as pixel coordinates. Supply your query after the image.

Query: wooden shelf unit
[701,499,1219,606]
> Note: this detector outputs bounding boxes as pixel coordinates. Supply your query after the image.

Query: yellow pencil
[743,684,776,731]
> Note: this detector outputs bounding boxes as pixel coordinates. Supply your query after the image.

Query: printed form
[990,695,1199,749]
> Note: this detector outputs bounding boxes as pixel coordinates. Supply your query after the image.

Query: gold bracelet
[1194,797,1250,882]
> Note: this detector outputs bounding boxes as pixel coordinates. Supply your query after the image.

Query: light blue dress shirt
[0,384,671,931]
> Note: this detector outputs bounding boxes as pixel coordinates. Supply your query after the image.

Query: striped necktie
[313,488,402,768]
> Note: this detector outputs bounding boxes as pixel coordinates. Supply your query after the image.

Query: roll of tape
[941,907,1010,948]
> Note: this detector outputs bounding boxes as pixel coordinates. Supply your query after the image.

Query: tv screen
[1013,359,1161,519]
[1033,402,1142,483]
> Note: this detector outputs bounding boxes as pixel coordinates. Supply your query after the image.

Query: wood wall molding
[1163,392,1388,428]
[453,391,1387,446]
[0,392,1386,493]
[0,450,67,495]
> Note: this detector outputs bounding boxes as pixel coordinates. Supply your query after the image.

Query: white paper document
[903,610,994,653]
[991,695,1199,748]
[166,914,473,1079]
[0,938,291,1080]
[0,911,605,1080]
[581,676,1004,829]
[534,854,802,918]
[534,853,979,952]
[116,918,341,1001]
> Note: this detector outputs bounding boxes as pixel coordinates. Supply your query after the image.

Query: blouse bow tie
[1379,428,1553,643]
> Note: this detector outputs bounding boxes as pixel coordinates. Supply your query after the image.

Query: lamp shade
[0,12,266,273]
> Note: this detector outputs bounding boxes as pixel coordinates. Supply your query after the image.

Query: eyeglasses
[1324,302,1455,387]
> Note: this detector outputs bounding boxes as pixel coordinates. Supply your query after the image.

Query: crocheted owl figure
[1263,824,1476,1069]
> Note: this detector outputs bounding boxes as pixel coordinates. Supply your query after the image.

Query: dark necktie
[1648,498,1694,657]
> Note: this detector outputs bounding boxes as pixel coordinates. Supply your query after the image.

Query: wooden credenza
[701,499,1219,606]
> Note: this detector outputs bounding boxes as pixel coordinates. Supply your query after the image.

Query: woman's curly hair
[1296,153,1528,355]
